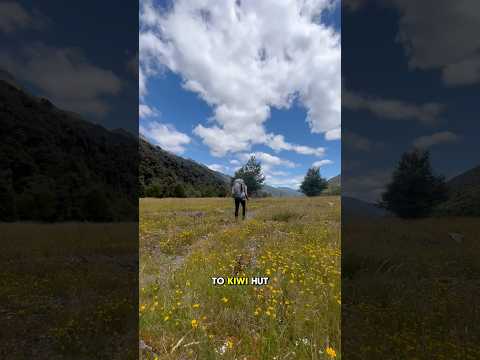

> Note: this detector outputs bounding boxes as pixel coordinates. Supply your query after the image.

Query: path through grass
[140,197,340,359]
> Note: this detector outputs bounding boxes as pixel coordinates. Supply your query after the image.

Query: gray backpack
[232,181,246,199]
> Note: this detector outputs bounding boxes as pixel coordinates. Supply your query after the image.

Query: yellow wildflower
[326,346,336,358]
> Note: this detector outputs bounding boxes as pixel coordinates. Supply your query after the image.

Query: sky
[342,0,480,202]
[139,0,341,189]
[0,1,138,132]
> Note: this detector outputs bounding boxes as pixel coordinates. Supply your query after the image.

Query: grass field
[0,223,138,359]
[140,196,340,360]
[342,217,480,359]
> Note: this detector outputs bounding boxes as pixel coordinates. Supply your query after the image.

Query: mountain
[0,78,138,222]
[211,170,303,197]
[323,174,341,195]
[342,196,387,219]
[139,138,228,198]
[436,165,480,216]
[328,175,341,186]
[262,184,303,197]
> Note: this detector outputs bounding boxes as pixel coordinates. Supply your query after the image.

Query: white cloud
[207,164,227,173]
[325,127,341,140]
[442,54,480,86]
[0,44,122,116]
[413,131,460,149]
[347,0,480,86]
[343,168,392,203]
[229,159,240,166]
[238,152,296,168]
[139,104,159,118]
[140,121,191,154]
[343,132,372,151]
[127,52,139,78]
[266,134,326,157]
[140,0,340,156]
[313,159,333,167]
[265,174,304,189]
[343,89,444,125]
[0,2,47,33]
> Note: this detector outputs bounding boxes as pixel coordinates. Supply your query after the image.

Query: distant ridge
[436,165,480,216]
[342,196,387,219]
[323,174,341,195]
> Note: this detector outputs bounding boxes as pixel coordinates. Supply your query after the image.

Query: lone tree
[380,149,448,218]
[300,167,328,196]
[233,156,265,196]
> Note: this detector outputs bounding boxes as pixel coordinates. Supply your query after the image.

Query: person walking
[231,178,248,220]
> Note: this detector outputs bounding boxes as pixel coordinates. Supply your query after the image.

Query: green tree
[233,156,265,196]
[300,167,328,197]
[173,183,187,198]
[380,149,448,218]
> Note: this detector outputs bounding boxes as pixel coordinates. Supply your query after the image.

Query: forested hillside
[0,79,138,222]
[139,139,228,198]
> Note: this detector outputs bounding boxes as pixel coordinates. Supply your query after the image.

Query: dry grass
[342,217,480,359]
[0,222,138,359]
[139,196,340,360]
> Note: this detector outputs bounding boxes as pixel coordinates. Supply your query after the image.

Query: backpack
[232,181,246,199]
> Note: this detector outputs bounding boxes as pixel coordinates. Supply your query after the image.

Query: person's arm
[245,185,249,200]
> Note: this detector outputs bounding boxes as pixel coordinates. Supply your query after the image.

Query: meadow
[342,217,480,359]
[0,223,138,359]
[140,196,340,360]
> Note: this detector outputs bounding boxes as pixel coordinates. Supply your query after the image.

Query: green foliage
[139,139,228,198]
[380,149,448,218]
[300,167,328,196]
[173,183,187,198]
[0,81,138,222]
[233,156,265,195]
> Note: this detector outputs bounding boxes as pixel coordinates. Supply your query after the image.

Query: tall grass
[0,222,138,359]
[342,217,480,359]
[140,197,340,359]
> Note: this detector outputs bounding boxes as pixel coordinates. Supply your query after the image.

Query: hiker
[232,178,248,219]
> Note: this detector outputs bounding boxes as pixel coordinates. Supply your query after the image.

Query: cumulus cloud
[343,89,444,125]
[140,0,340,155]
[343,168,392,203]
[238,152,296,169]
[127,52,139,78]
[140,121,191,154]
[139,104,159,118]
[266,134,326,157]
[0,1,47,33]
[313,159,333,167]
[348,0,480,86]
[0,44,122,116]
[265,174,304,189]
[207,164,227,173]
[325,127,341,140]
[343,131,372,151]
[413,131,460,149]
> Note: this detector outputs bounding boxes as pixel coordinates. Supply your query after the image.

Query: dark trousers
[234,198,246,218]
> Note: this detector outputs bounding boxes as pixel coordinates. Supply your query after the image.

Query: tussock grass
[140,196,340,359]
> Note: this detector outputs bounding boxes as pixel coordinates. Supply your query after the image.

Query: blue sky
[0,1,138,132]
[140,0,341,189]
[342,1,480,202]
